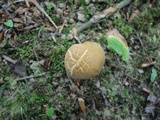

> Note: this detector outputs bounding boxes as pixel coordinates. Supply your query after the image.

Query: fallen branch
[15,72,46,81]
[77,0,132,33]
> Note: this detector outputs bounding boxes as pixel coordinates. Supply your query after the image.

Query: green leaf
[46,107,54,117]
[4,19,13,28]
[107,36,130,62]
[152,35,157,42]
[80,0,85,4]
[150,68,157,82]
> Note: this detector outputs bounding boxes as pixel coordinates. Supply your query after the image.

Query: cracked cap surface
[64,41,105,79]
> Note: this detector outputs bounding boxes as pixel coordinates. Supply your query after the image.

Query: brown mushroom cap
[64,41,105,79]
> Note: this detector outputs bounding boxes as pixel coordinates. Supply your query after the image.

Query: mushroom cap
[64,41,105,79]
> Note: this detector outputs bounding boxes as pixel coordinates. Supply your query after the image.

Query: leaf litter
[0,0,160,120]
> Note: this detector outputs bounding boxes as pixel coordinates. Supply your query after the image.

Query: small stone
[77,12,85,22]
[58,3,65,8]
[61,34,66,39]
[137,69,144,74]
[125,81,129,86]
[95,81,100,88]
[85,0,91,4]
[52,81,58,86]
[97,33,103,38]
[79,6,84,11]
[79,34,85,39]
[69,18,75,23]
[30,60,44,70]
[67,34,73,40]
[158,51,160,56]
[113,11,121,19]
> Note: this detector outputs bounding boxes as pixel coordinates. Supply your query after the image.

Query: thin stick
[15,72,46,81]
[133,27,145,50]
[36,5,58,29]
[92,99,101,115]
[14,0,58,29]
[2,55,17,64]
[77,0,132,33]
[59,19,66,33]
[25,0,30,7]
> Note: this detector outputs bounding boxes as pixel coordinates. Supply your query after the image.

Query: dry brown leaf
[70,93,77,98]
[129,10,139,23]
[71,27,81,43]
[33,7,40,17]
[15,7,29,15]
[14,35,17,43]
[13,18,24,23]
[141,61,156,67]
[23,24,39,30]
[26,16,36,24]
[9,39,17,48]
[14,23,24,30]
[0,78,4,84]
[28,0,58,29]
[28,0,39,6]
[0,39,7,48]
[0,31,4,40]
[44,24,57,32]
[72,27,78,37]
[106,28,128,46]
[2,13,9,19]
[78,98,86,114]
[63,11,69,17]
[0,22,3,25]
[25,0,30,7]
[42,104,49,113]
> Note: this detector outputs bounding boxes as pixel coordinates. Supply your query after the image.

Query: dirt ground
[0,0,160,120]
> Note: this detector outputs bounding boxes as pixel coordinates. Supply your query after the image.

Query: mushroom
[64,41,105,79]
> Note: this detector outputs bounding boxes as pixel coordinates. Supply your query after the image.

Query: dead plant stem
[15,72,46,81]
[77,0,132,33]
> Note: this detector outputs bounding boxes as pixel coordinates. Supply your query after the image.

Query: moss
[133,12,153,31]
[50,39,74,72]
[110,18,133,39]
[133,2,160,31]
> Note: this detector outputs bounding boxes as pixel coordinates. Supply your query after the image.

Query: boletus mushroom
[64,41,105,79]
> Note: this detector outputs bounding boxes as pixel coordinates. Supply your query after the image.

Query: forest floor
[0,0,160,120]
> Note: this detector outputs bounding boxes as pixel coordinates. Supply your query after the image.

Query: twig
[126,74,150,94]
[35,4,58,29]
[29,0,58,29]
[77,0,132,33]
[25,0,30,7]
[133,27,145,50]
[95,83,108,108]
[99,89,108,108]
[14,0,58,29]
[59,19,66,33]
[71,27,81,44]
[2,55,17,64]
[15,72,46,81]
[92,99,101,116]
